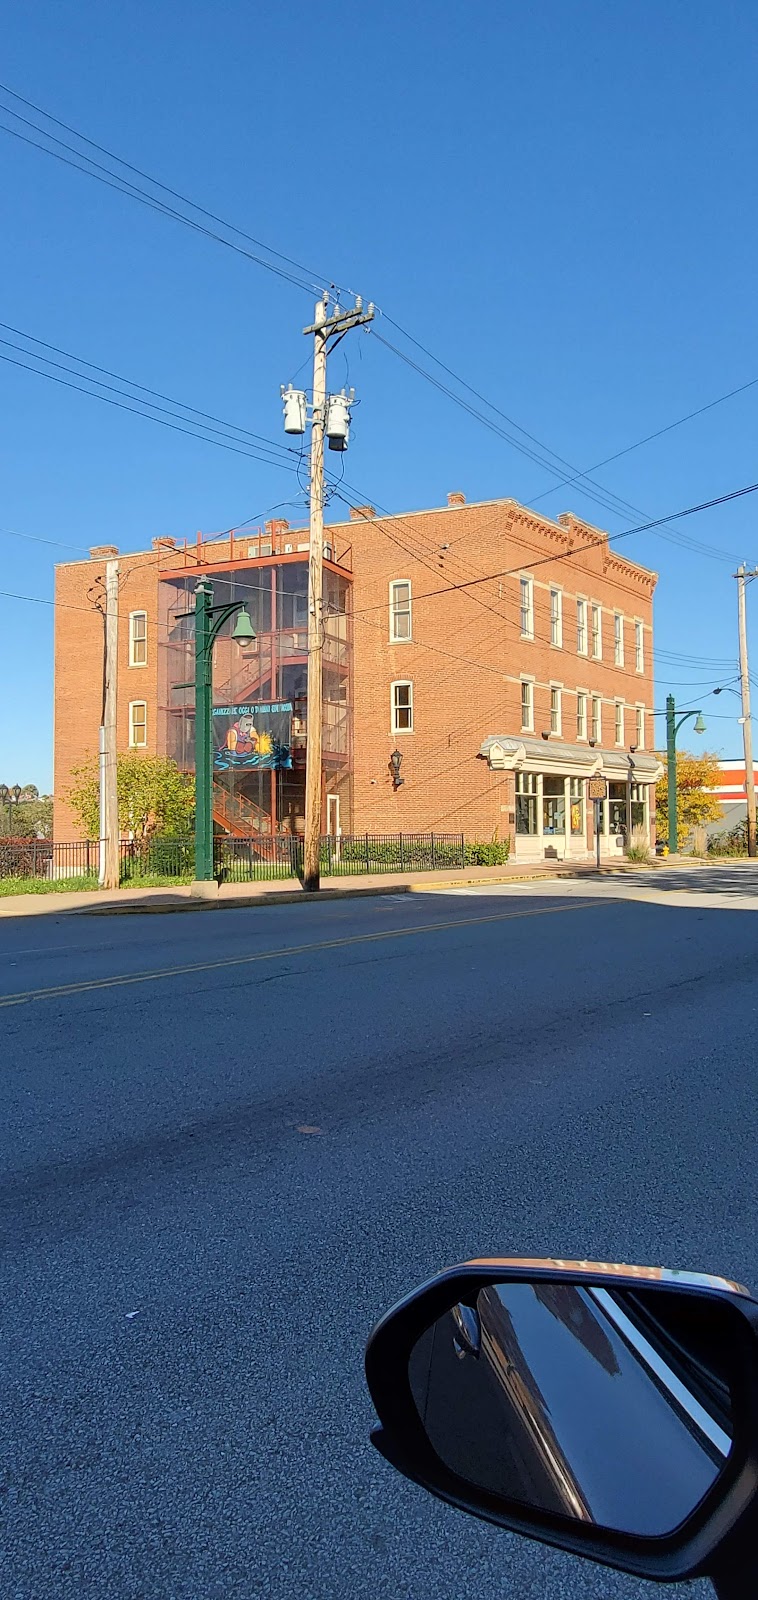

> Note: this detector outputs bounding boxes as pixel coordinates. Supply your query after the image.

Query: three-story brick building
[53,491,661,861]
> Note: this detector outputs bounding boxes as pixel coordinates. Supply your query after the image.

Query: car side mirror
[365,1258,758,1595]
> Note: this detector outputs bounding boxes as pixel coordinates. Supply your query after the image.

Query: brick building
[53,493,661,861]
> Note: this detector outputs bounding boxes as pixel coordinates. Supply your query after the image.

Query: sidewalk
[0,856,679,919]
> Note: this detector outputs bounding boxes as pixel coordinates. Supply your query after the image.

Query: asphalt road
[3,865,758,1599]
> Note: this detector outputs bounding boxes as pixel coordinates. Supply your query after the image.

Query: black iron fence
[0,833,470,883]
[215,832,467,881]
[0,837,194,882]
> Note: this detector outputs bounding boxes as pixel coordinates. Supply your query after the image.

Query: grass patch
[0,871,193,897]
[0,874,99,896]
[119,871,194,887]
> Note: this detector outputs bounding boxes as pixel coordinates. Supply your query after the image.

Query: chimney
[349,505,376,521]
[265,518,290,539]
[89,544,118,559]
[447,491,466,507]
[152,536,176,551]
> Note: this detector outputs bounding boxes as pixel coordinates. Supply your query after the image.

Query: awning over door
[479,735,663,784]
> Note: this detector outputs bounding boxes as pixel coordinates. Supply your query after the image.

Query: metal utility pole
[665,695,706,855]
[101,558,120,890]
[190,580,255,887]
[300,293,374,892]
[736,564,758,857]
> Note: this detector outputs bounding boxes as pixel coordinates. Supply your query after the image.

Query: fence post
[431,833,436,870]
[460,833,465,868]
[365,833,370,874]
[399,832,404,873]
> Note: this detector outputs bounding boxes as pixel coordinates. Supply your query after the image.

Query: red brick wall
[53,503,656,846]
[334,499,656,844]
[53,548,163,838]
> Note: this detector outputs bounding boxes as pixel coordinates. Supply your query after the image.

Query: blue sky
[2,0,757,792]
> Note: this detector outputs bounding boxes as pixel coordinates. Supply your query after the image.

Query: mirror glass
[409,1281,736,1537]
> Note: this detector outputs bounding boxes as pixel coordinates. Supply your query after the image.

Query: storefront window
[543,774,565,835]
[608,780,627,835]
[516,772,537,834]
[569,777,584,836]
[630,782,645,831]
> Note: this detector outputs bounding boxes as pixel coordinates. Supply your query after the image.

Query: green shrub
[464,839,511,867]
[708,822,748,857]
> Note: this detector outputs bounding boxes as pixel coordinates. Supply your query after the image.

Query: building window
[550,686,562,735]
[389,580,412,642]
[615,701,624,745]
[635,706,645,749]
[520,576,534,639]
[569,777,584,836]
[576,692,587,741]
[591,604,602,660]
[516,772,538,834]
[520,678,534,732]
[543,775,566,835]
[609,781,627,835]
[576,598,587,656]
[635,620,644,673]
[550,588,563,648]
[129,610,147,667]
[630,782,645,830]
[391,680,413,733]
[129,700,147,747]
[591,695,601,743]
[614,613,624,667]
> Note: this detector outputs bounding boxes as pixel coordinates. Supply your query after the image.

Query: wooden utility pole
[303,295,328,892]
[102,558,120,889]
[736,564,757,858]
[301,294,374,891]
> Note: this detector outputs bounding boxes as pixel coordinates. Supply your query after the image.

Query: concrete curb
[0,857,669,919]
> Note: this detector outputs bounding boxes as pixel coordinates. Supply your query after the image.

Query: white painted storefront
[479,735,663,863]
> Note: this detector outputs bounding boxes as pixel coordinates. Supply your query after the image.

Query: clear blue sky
[3,0,757,792]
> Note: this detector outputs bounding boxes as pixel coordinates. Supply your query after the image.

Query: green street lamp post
[665,694,706,855]
[192,580,255,882]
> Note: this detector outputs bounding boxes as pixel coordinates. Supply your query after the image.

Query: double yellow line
[0,899,598,1009]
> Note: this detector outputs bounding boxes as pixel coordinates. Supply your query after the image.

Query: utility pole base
[190,878,220,900]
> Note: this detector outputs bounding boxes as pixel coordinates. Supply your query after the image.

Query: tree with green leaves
[655,749,722,850]
[68,753,194,841]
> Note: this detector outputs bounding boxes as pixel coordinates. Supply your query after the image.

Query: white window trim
[614,612,625,668]
[129,609,148,668]
[549,587,563,649]
[576,597,588,656]
[389,579,413,643]
[129,700,148,748]
[614,700,625,747]
[591,602,602,661]
[591,694,602,744]
[520,675,535,733]
[519,575,534,640]
[635,704,645,750]
[549,682,563,737]
[576,689,588,742]
[391,679,414,735]
[635,619,645,674]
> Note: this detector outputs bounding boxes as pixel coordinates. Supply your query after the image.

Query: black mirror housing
[365,1258,758,1588]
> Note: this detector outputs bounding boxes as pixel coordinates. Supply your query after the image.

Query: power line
[0,347,302,470]
[0,523,91,553]
[382,311,758,534]
[373,327,742,566]
[0,80,339,294]
[0,321,295,455]
[0,106,321,296]
[342,480,758,621]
